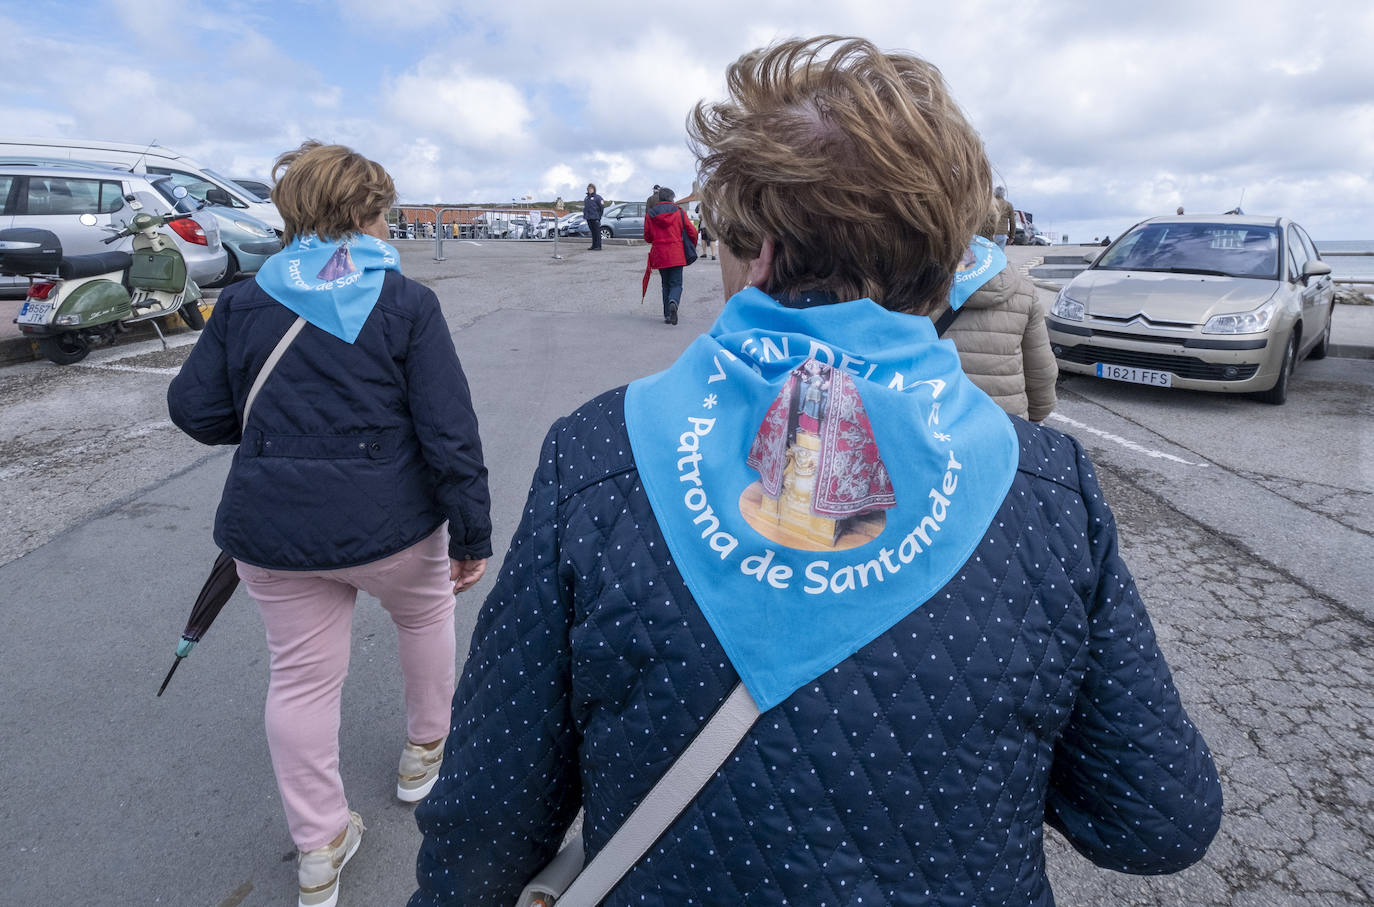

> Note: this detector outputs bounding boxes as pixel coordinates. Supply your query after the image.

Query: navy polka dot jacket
[412,388,1221,906]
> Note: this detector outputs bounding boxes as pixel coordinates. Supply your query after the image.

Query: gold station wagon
[1046,215,1335,404]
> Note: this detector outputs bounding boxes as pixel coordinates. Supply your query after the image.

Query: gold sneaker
[297,810,363,907]
[397,738,446,803]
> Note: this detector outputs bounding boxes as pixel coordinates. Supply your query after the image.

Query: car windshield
[1096,222,1280,279]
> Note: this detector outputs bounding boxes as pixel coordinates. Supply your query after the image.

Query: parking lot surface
[1,239,1371,905]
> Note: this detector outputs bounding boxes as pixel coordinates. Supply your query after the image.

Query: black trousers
[587,219,602,249]
[659,266,684,316]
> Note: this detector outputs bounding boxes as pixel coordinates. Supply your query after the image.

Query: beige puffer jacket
[935,267,1058,421]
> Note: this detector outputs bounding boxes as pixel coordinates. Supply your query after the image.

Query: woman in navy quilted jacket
[168,142,491,907]
[412,38,1220,907]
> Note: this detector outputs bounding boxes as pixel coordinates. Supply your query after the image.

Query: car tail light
[169,217,209,246]
[27,281,57,300]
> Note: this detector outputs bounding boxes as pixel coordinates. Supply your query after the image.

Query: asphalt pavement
[1,238,1371,906]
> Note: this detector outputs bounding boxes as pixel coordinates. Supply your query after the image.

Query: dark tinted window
[25,177,105,215]
[1096,222,1280,279]
[97,181,124,213]
[0,175,13,215]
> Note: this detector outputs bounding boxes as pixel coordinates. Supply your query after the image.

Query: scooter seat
[58,251,133,280]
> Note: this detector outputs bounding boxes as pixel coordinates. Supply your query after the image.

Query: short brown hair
[270,141,396,245]
[689,37,990,314]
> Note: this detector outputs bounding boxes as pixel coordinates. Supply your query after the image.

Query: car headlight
[232,220,271,236]
[1052,288,1085,321]
[1203,299,1277,334]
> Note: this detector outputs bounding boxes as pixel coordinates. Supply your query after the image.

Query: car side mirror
[1081,252,1099,264]
[1302,260,1332,280]
[204,187,233,206]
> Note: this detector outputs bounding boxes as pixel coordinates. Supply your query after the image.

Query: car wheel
[601,226,613,239]
[1308,314,1331,360]
[37,332,90,365]
[1254,333,1295,405]
[207,250,239,289]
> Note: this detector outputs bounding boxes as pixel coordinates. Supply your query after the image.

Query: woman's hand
[450,558,488,594]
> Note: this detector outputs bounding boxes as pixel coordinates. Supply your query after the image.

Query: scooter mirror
[172,186,189,200]
[80,213,99,227]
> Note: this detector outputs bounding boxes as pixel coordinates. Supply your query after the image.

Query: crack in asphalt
[1043,461,1374,905]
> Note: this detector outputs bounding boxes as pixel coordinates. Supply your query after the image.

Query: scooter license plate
[17,300,54,324]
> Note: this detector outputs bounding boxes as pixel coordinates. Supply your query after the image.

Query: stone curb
[0,298,215,366]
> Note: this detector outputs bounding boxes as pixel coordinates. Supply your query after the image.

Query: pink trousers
[235,526,456,851]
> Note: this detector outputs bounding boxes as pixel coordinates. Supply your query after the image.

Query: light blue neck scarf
[254,233,401,343]
[951,235,1007,309]
[625,289,1018,710]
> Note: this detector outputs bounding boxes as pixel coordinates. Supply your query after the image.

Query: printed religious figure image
[739,358,895,550]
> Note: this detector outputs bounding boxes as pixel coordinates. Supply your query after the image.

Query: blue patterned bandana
[625,289,1018,710]
[950,235,1007,310]
[254,233,401,343]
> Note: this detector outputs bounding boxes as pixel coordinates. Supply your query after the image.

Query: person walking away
[410,37,1219,907]
[698,199,718,259]
[584,183,605,250]
[981,185,1015,248]
[933,234,1058,421]
[641,186,698,324]
[645,184,661,210]
[167,141,492,907]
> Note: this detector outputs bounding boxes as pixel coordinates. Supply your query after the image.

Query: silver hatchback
[1046,215,1335,405]
[0,164,227,293]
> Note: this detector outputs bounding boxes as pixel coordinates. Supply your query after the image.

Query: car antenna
[134,139,159,171]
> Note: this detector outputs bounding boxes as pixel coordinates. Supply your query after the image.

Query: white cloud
[386,65,533,151]
[6,0,1374,238]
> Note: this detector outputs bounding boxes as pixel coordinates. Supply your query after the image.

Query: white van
[0,137,283,232]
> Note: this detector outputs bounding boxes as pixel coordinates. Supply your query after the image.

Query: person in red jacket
[642,186,698,324]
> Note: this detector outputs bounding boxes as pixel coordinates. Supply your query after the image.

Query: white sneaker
[397,738,446,803]
[297,810,363,907]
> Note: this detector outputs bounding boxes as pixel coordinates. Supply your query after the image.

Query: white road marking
[75,362,182,376]
[1048,412,1208,466]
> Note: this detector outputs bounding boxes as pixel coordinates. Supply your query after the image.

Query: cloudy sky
[3,0,1371,242]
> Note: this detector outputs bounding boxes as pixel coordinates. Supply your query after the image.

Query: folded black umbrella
[157,549,240,696]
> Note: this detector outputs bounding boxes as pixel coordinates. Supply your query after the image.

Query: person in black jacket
[168,141,491,907]
[411,38,1220,907]
[583,183,605,250]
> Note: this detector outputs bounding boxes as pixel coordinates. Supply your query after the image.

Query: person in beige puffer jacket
[935,265,1058,421]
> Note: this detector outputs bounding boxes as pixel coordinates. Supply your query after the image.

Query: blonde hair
[270,141,396,245]
[688,37,991,314]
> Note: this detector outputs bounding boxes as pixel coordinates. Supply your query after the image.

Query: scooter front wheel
[180,301,206,330]
[37,333,90,365]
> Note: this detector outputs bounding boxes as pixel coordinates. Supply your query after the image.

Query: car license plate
[1095,363,1173,387]
[17,300,54,324]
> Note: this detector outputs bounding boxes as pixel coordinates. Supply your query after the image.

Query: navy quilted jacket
[167,272,491,568]
[412,389,1220,906]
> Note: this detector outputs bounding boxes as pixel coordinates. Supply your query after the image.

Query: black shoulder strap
[934,305,963,337]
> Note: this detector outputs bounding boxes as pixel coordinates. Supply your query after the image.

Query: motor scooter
[0,208,206,364]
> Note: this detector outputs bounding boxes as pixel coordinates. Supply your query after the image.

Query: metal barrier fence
[386,205,578,261]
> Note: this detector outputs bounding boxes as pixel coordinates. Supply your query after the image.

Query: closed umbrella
[157,549,240,696]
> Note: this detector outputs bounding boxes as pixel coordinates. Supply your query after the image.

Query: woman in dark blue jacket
[412,38,1220,907]
[168,141,491,907]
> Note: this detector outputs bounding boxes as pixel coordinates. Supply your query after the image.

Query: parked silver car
[579,202,646,239]
[0,163,226,294]
[152,182,281,285]
[1046,215,1335,405]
